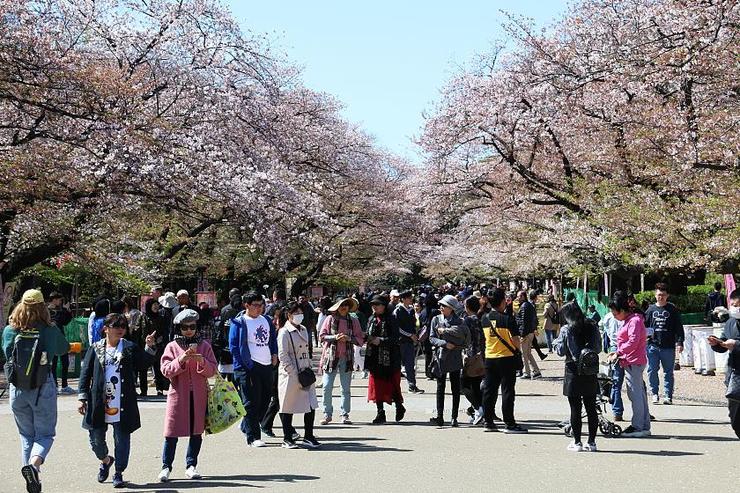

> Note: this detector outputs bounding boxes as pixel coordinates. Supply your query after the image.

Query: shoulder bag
[490,325,524,371]
[288,329,316,388]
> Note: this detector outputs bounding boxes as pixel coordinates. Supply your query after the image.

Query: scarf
[173,333,201,350]
[323,314,354,373]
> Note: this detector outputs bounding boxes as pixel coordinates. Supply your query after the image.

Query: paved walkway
[0,354,735,493]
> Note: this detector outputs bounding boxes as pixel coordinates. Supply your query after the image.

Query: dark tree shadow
[123,474,319,492]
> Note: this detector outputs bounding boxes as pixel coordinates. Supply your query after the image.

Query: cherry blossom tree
[418,0,739,279]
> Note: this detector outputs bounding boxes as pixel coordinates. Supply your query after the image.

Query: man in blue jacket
[229,292,278,447]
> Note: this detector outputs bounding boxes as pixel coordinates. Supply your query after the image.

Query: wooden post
[640,273,645,292]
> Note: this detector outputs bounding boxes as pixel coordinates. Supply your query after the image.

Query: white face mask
[292,314,304,325]
[730,306,740,320]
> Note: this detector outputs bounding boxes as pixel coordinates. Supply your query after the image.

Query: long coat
[278,322,318,414]
[78,339,155,433]
[160,340,218,437]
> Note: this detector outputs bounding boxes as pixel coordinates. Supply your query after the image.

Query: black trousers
[436,370,461,419]
[235,363,274,442]
[261,366,280,432]
[568,394,598,444]
[424,341,434,378]
[729,399,740,439]
[280,410,315,441]
[461,375,483,410]
[482,357,517,427]
[52,354,70,388]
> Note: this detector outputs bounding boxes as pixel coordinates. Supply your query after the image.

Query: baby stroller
[557,363,622,438]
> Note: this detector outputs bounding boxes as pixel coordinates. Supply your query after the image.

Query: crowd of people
[3,281,740,492]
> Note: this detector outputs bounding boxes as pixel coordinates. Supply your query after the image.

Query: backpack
[4,329,51,390]
[577,325,599,376]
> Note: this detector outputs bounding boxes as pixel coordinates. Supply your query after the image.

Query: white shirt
[245,315,272,366]
[103,340,124,424]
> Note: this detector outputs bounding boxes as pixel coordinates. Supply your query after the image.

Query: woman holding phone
[158,309,217,482]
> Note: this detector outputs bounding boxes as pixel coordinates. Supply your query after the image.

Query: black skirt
[562,365,598,397]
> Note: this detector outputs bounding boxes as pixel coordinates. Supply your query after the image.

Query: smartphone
[189,343,198,350]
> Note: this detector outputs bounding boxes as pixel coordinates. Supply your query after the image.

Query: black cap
[399,290,413,300]
[369,295,388,306]
[49,291,64,300]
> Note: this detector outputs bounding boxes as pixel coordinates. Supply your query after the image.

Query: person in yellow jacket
[479,288,527,434]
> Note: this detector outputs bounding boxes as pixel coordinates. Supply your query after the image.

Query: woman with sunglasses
[78,313,156,489]
[157,309,217,482]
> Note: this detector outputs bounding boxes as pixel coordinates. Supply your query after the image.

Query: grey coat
[430,313,470,374]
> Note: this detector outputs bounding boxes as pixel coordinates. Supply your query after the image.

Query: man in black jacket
[705,281,726,324]
[394,291,423,394]
[644,283,684,405]
[516,290,541,379]
[709,288,740,438]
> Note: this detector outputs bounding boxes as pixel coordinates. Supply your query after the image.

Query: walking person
[394,290,423,394]
[260,303,283,438]
[602,309,624,421]
[318,297,365,425]
[553,302,601,452]
[644,283,684,405]
[215,289,242,386]
[608,291,651,438]
[461,296,485,425]
[47,292,74,395]
[480,288,527,434]
[542,295,560,353]
[157,309,218,482]
[3,289,70,493]
[229,292,279,448]
[366,295,405,424]
[708,288,740,438]
[141,298,169,395]
[420,296,440,380]
[77,313,157,488]
[517,290,542,379]
[277,302,321,448]
[429,295,470,427]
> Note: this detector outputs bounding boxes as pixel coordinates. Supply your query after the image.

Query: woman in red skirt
[365,295,405,424]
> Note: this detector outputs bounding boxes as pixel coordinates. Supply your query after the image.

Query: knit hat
[22,289,44,305]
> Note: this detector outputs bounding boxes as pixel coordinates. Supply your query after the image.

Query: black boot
[395,404,406,422]
[372,410,387,425]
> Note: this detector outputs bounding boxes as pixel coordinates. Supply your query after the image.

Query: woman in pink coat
[158,309,217,482]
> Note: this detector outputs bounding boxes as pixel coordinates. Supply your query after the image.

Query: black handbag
[726,372,740,401]
[490,326,524,371]
[288,330,316,388]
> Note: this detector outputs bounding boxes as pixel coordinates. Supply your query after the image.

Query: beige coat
[543,302,560,332]
[278,322,318,414]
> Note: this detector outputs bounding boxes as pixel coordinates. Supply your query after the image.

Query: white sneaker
[567,442,583,452]
[584,442,598,452]
[652,394,659,404]
[158,468,171,483]
[341,416,353,425]
[663,397,672,405]
[249,439,266,448]
[185,466,201,479]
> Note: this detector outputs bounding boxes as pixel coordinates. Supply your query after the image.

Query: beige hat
[328,297,359,313]
[22,289,45,305]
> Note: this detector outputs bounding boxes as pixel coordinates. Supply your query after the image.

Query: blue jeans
[647,345,675,398]
[88,422,131,472]
[611,364,625,417]
[545,330,557,352]
[235,362,274,443]
[322,359,352,417]
[162,436,202,470]
[10,375,58,466]
[400,341,417,387]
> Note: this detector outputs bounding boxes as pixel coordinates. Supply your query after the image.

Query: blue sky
[226,1,569,162]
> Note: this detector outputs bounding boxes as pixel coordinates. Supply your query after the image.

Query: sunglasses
[181,324,197,330]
